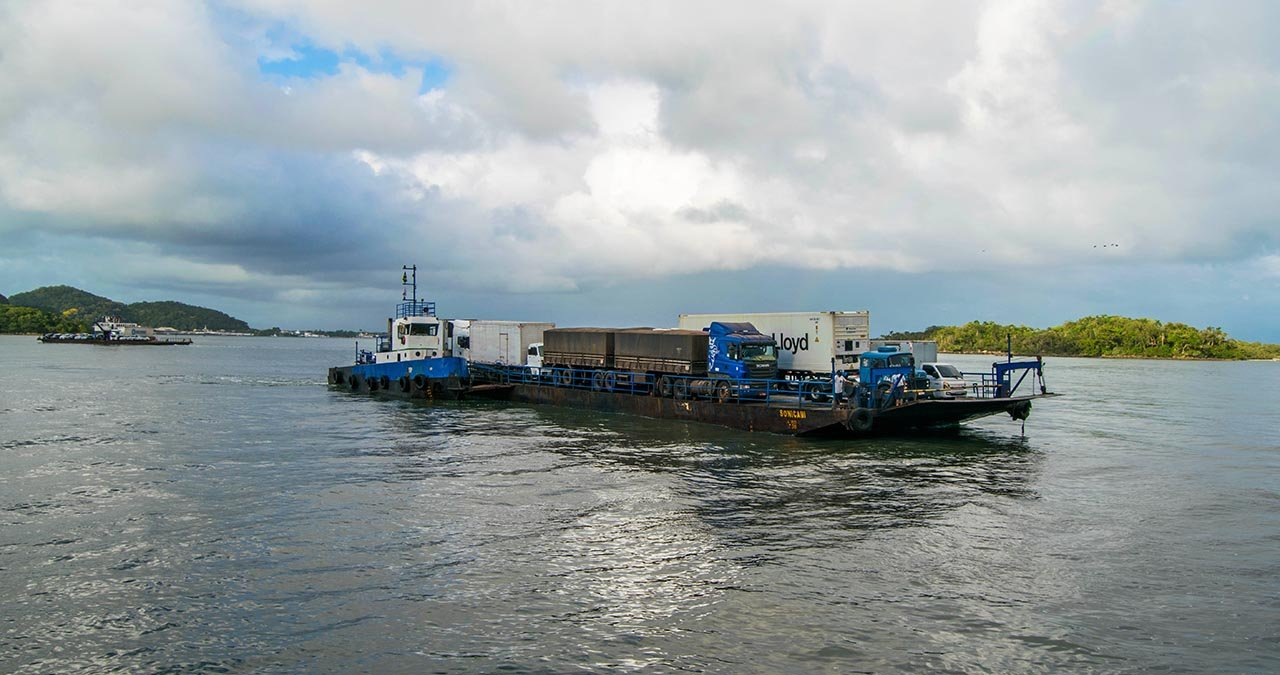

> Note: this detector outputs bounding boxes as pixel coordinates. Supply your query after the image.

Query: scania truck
[542,322,777,399]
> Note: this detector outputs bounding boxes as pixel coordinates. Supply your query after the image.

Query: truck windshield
[887,354,913,368]
[741,344,776,361]
[935,364,962,378]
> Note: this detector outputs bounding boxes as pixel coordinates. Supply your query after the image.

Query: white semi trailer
[458,320,554,365]
[677,311,871,378]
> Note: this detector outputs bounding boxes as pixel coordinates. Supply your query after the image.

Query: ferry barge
[463,353,1052,438]
[39,317,192,345]
[328,268,1055,437]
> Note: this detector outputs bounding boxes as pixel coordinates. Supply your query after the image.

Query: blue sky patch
[257,43,341,79]
[257,38,452,93]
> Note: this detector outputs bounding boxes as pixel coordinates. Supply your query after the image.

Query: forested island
[0,285,364,336]
[0,285,250,334]
[881,316,1280,360]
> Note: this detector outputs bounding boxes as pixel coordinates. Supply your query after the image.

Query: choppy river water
[1,335,1277,674]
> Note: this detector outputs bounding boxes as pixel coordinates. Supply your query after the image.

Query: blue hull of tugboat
[328,357,469,400]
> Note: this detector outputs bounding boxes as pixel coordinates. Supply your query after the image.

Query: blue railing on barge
[469,357,1047,411]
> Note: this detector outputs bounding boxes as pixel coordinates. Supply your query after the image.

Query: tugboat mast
[402,264,417,304]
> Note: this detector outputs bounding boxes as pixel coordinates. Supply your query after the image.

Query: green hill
[124,301,249,331]
[880,315,1280,360]
[8,285,124,320]
[3,285,250,332]
[0,293,7,304]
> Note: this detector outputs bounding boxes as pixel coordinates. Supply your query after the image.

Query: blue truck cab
[707,322,779,382]
[855,346,917,408]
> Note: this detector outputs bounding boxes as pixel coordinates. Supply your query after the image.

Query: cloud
[1,0,1278,335]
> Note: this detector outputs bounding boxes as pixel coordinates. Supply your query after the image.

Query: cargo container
[543,327,617,369]
[460,320,554,365]
[614,329,708,375]
[678,311,871,377]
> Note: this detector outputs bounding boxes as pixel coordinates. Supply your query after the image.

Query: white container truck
[459,320,554,365]
[677,311,870,377]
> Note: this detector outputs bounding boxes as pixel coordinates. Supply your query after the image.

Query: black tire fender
[848,407,875,433]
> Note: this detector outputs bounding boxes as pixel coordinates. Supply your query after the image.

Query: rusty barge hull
[470,382,1051,437]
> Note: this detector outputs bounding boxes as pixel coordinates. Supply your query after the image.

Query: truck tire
[803,382,830,403]
[591,371,606,391]
[1009,400,1032,420]
[673,378,689,400]
[655,375,671,397]
[715,381,731,404]
[349,375,361,391]
[604,372,617,391]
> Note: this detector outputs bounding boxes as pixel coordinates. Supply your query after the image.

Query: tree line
[880,316,1280,360]
[0,305,90,334]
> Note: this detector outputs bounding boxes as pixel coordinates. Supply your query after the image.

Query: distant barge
[328,267,1055,438]
[38,317,192,345]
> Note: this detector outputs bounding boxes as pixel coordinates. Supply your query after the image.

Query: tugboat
[326,266,469,399]
[39,316,192,345]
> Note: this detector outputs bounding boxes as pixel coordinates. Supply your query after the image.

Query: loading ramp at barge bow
[463,373,1054,438]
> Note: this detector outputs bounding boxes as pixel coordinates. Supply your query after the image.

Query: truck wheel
[715,381,731,404]
[655,375,670,397]
[604,372,617,391]
[555,369,571,387]
[591,371,605,391]
[803,382,830,403]
[673,379,689,400]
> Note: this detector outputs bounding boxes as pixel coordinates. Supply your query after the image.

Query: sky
[1,1,1278,340]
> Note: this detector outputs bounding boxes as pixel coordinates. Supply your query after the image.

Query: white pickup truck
[920,362,969,398]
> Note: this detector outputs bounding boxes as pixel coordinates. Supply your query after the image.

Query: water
[1,335,1277,674]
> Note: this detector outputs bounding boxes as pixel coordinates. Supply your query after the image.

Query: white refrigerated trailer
[677,311,870,377]
[460,320,554,366]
